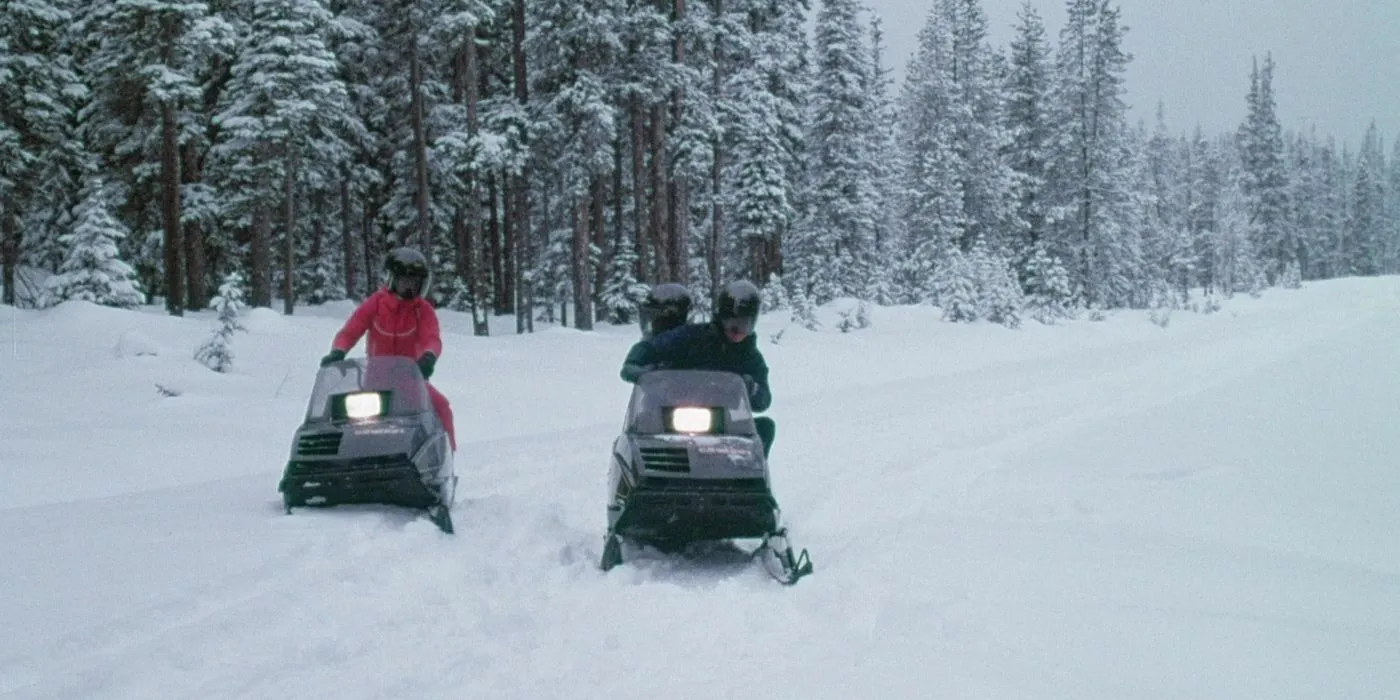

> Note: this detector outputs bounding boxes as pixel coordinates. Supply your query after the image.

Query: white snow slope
[1,278,1398,700]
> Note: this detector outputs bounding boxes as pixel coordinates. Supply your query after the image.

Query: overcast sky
[858,0,1400,145]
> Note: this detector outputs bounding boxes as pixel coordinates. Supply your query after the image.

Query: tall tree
[0,0,87,306]
[214,0,353,312]
[83,0,230,315]
[800,0,878,301]
[1046,0,1137,307]
[1237,53,1294,281]
[1003,1,1053,274]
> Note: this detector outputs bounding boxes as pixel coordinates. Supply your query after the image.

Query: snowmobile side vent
[640,446,690,473]
[297,432,344,456]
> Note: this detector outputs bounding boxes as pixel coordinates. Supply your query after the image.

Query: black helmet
[714,280,761,322]
[639,282,692,338]
[385,247,432,299]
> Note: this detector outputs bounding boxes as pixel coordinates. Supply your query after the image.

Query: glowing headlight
[343,392,383,419]
[669,407,713,434]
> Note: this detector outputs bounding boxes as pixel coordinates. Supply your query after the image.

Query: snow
[2,279,1398,699]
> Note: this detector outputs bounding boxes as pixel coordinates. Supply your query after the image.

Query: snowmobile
[601,369,812,584]
[279,355,456,533]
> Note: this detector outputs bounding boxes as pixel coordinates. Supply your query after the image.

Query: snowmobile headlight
[668,407,714,434]
[337,391,386,420]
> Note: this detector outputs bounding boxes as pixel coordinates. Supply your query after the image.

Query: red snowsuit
[332,289,456,451]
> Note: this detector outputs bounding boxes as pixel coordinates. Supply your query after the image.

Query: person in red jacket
[320,247,456,451]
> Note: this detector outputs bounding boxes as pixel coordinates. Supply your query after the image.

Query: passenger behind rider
[620,280,775,455]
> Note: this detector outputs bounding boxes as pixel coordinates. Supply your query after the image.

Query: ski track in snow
[2,280,1399,699]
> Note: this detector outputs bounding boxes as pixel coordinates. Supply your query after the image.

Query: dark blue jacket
[620,322,772,412]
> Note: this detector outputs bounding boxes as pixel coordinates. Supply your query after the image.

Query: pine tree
[897,3,964,303]
[213,0,354,312]
[727,0,808,287]
[0,0,87,306]
[81,0,232,315]
[941,0,1016,255]
[195,271,248,373]
[1003,1,1053,277]
[44,179,144,308]
[1046,0,1136,307]
[798,0,879,302]
[1236,53,1294,282]
[1346,122,1387,275]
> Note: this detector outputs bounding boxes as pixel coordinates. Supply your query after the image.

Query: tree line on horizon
[2,0,1397,330]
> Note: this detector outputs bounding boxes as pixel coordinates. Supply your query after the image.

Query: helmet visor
[721,316,754,343]
[393,272,425,299]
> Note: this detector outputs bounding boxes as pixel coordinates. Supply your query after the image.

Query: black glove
[417,352,437,380]
[320,349,346,366]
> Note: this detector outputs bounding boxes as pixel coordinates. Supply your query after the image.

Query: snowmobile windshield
[306,356,431,421]
[626,369,757,436]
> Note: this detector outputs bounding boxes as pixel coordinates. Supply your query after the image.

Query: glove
[417,352,437,380]
[620,362,653,383]
[742,374,759,398]
[320,349,347,366]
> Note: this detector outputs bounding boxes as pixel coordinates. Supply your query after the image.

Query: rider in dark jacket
[621,280,775,453]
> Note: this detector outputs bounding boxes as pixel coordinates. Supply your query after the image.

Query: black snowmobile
[601,369,812,584]
[279,355,456,533]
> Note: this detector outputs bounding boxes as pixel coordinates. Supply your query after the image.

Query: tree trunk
[161,101,184,315]
[501,170,517,316]
[669,0,688,285]
[1,195,17,307]
[709,0,724,293]
[572,194,593,329]
[512,0,531,333]
[649,103,670,280]
[283,146,299,315]
[612,131,626,298]
[182,145,207,311]
[409,31,432,251]
[464,25,487,336]
[631,100,648,280]
[591,176,606,319]
[488,175,504,312]
[250,170,272,307]
[340,175,357,298]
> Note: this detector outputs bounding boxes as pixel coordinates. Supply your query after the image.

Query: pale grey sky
[859,0,1400,145]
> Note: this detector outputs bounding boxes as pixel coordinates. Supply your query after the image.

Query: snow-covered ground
[1,279,1397,700]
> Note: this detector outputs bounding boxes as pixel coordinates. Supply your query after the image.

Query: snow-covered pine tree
[896,3,964,304]
[1236,53,1294,282]
[81,0,232,315]
[1021,241,1073,323]
[44,178,144,308]
[724,0,808,289]
[1138,105,1195,304]
[0,0,87,307]
[933,248,978,322]
[797,0,879,302]
[598,243,648,324]
[940,0,1017,256]
[1346,122,1387,275]
[213,0,353,313]
[528,0,629,330]
[1003,1,1054,284]
[970,243,1024,328]
[195,271,248,373]
[1213,168,1266,296]
[1045,0,1137,308]
[863,13,899,303]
